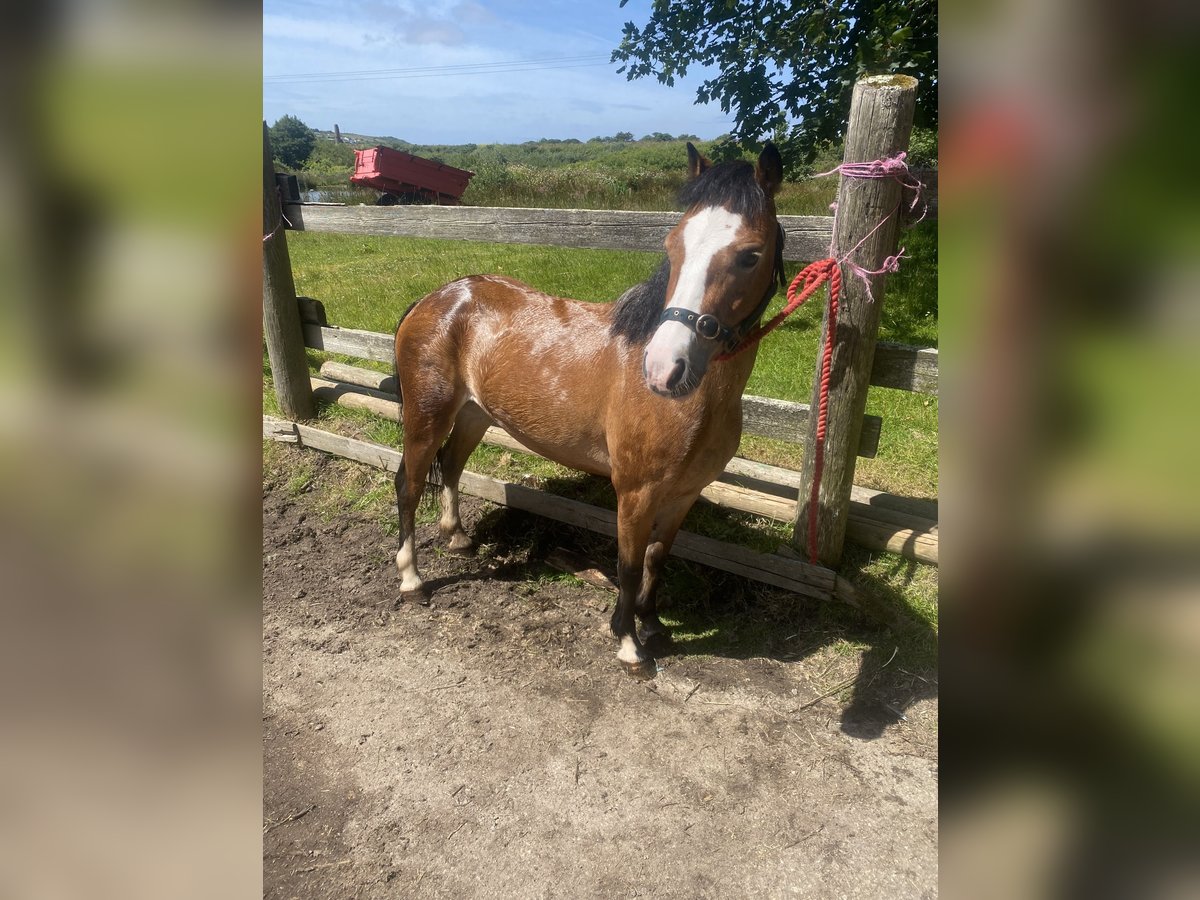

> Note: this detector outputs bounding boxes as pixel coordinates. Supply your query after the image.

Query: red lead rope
[716,258,843,565]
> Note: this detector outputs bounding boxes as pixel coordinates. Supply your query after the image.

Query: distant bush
[266,126,932,213]
[302,139,356,176]
[907,127,938,167]
[270,115,315,169]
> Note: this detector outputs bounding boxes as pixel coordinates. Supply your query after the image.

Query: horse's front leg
[635,496,694,650]
[610,487,656,679]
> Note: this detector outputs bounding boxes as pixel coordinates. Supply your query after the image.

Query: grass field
[278,217,936,496]
[264,179,938,654]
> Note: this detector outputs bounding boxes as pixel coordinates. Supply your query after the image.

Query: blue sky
[263,0,740,144]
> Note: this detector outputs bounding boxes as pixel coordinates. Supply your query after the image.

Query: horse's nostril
[665,359,686,390]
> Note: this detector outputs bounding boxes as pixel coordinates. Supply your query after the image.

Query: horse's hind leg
[394,453,434,597]
[435,401,492,555]
[394,395,460,597]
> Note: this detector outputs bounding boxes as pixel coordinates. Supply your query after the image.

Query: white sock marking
[617,635,644,665]
[395,535,423,592]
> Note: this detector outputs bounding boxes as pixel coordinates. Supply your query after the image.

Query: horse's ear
[756,142,784,197]
[686,142,711,180]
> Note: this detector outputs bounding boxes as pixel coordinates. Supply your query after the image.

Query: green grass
[264,175,938,660]
[285,219,937,499]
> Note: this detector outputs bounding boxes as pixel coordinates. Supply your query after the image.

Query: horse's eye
[737,249,762,269]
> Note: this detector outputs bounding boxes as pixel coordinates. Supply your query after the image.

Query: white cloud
[262,14,372,51]
[263,1,740,143]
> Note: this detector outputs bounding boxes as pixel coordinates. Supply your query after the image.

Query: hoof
[639,628,674,657]
[620,656,658,681]
[446,536,477,557]
[401,585,431,606]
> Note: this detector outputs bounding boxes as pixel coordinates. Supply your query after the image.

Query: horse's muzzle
[644,353,704,398]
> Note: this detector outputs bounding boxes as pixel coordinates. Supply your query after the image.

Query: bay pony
[393,143,785,677]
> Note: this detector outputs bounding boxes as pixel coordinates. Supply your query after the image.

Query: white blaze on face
[643,207,744,394]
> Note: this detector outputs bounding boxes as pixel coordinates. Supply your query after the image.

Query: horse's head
[643,142,784,398]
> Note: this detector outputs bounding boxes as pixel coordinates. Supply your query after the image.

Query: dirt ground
[264,447,937,898]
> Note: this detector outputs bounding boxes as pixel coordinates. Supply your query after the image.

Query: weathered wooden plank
[321,360,397,394]
[741,393,880,457]
[872,342,938,395]
[845,516,939,564]
[305,323,937,400]
[287,419,406,474]
[315,360,881,458]
[698,479,937,565]
[263,416,298,442]
[719,456,939,520]
[285,202,836,264]
[699,480,793,519]
[263,416,845,599]
[303,323,394,363]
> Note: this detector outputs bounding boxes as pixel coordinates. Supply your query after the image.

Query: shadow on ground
[418,482,938,742]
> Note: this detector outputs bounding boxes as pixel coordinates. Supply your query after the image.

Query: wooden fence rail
[264,75,935,599]
[284,203,839,265]
[306,360,938,564]
[303,327,885,455]
[263,415,861,602]
[299,318,937,398]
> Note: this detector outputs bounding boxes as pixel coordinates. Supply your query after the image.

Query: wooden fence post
[792,75,918,566]
[262,121,315,421]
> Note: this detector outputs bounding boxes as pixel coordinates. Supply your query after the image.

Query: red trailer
[350,146,474,205]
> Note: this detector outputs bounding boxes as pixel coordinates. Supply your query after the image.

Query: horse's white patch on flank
[643,207,743,393]
[587,444,611,470]
[444,279,473,317]
[395,535,423,592]
[617,634,644,665]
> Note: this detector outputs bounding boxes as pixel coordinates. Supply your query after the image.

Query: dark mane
[610,159,779,344]
[677,159,769,220]
[609,258,672,344]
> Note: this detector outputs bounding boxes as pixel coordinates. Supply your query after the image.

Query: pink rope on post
[817,151,925,208]
[710,151,925,564]
[817,151,925,300]
[844,247,909,302]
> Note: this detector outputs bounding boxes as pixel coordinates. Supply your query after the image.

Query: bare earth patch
[264,447,937,898]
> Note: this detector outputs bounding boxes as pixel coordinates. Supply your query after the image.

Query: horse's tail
[393,300,421,408]
[393,299,442,499]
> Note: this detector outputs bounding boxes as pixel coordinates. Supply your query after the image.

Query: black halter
[657,223,786,350]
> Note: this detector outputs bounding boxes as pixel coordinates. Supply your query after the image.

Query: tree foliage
[303,138,356,175]
[270,115,316,169]
[612,0,936,168]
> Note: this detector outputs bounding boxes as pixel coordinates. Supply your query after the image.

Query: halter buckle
[694,314,722,341]
[659,307,734,345]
